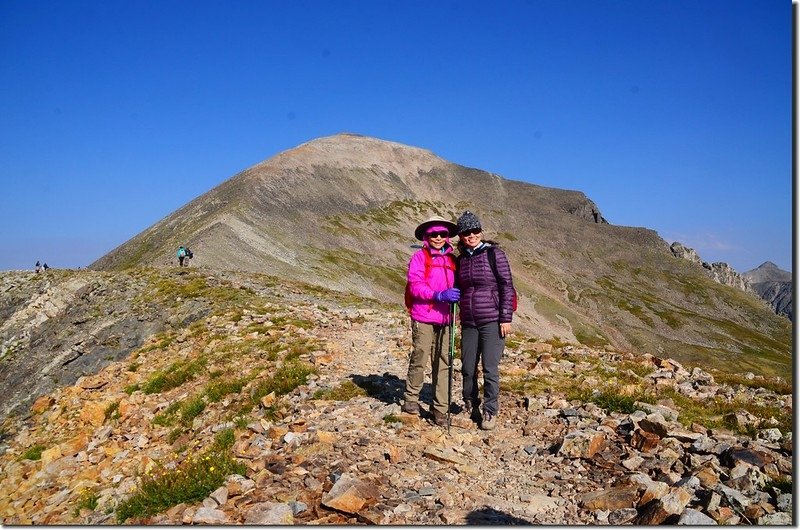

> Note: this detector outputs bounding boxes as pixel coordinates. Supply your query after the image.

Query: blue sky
[0,0,792,273]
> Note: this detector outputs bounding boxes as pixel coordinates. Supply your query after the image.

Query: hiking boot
[480,412,496,431]
[463,401,481,421]
[432,409,448,427]
[401,401,420,415]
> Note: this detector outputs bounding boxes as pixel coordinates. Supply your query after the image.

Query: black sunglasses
[459,229,482,236]
[427,231,450,239]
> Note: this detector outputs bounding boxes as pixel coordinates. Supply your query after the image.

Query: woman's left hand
[500,323,511,337]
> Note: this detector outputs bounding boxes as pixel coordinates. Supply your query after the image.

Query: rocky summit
[0,268,792,525]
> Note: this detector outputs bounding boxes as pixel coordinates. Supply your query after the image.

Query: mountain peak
[266,133,441,172]
[744,261,792,283]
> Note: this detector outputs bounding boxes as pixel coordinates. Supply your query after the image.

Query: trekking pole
[447,302,456,434]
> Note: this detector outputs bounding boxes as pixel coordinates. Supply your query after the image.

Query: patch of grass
[124,383,140,395]
[137,332,177,354]
[167,427,186,445]
[658,389,792,436]
[153,401,182,427]
[142,357,207,394]
[115,444,246,522]
[104,401,121,422]
[20,445,46,461]
[180,396,206,424]
[127,362,141,372]
[383,413,401,424]
[313,380,368,401]
[283,338,316,361]
[73,488,99,516]
[216,337,285,361]
[270,316,314,330]
[766,477,792,494]
[584,390,655,414]
[205,378,246,402]
[251,360,316,404]
[712,371,792,395]
[214,428,235,450]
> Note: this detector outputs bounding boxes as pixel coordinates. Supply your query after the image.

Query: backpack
[177,247,186,258]
[486,246,518,312]
[404,248,456,312]
[187,249,193,259]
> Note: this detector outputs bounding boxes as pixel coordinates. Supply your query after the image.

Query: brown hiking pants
[403,320,451,415]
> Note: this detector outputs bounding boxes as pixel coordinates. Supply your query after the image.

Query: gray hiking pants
[461,322,505,416]
[404,320,451,415]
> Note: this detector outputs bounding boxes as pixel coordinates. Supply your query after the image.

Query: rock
[678,508,717,525]
[192,506,229,524]
[638,481,670,506]
[723,410,759,430]
[638,413,669,437]
[722,447,773,469]
[423,447,468,465]
[607,508,638,525]
[757,428,783,443]
[580,486,639,510]
[210,486,228,506]
[39,445,63,465]
[634,401,679,422]
[631,428,660,452]
[526,494,560,514]
[715,484,751,512]
[244,502,294,524]
[635,487,692,524]
[776,493,791,512]
[759,512,793,525]
[79,401,106,426]
[558,429,605,459]
[31,395,55,414]
[622,455,644,470]
[321,473,379,514]
[694,466,720,488]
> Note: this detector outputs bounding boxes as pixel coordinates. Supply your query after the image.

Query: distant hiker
[43,263,49,271]
[455,210,515,431]
[177,246,187,267]
[402,215,460,427]
[34,261,41,273]
[186,247,193,260]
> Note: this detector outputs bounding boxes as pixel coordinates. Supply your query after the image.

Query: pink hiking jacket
[407,242,456,325]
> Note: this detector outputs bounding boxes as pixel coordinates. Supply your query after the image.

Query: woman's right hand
[436,288,461,303]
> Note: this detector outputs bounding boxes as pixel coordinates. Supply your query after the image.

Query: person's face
[426,229,450,250]
[459,229,482,249]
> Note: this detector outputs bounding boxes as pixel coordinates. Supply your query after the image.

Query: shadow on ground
[466,507,532,525]
[350,373,407,405]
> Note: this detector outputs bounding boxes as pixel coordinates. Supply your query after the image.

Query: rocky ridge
[0,269,792,525]
[743,263,793,321]
[669,242,792,321]
[669,242,752,293]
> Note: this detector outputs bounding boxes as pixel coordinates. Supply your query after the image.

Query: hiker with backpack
[177,246,187,267]
[402,215,460,427]
[455,210,515,431]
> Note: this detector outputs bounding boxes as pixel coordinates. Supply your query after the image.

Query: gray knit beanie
[456,210,482,234]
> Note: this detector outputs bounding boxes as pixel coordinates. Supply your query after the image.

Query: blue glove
[435,288,461,303]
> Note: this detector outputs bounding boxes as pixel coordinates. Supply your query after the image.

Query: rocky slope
[669,245,792,322]
[88,134,791,376]
[742,263,792,321]
[0,268,792,525]
[669,242,752,293]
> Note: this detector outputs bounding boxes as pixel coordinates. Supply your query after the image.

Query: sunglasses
[427,231,450,239]
[459,229,482,237]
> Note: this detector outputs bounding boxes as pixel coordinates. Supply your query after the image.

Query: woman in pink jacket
[402,215,461,427]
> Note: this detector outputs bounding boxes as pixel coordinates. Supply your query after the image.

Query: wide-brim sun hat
[414,215,458,241]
